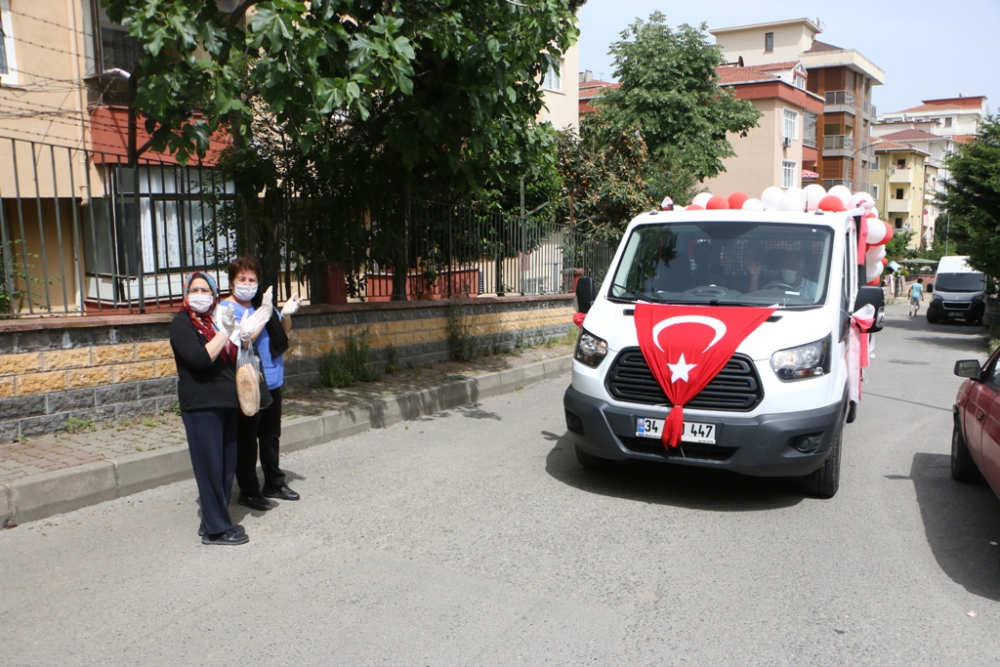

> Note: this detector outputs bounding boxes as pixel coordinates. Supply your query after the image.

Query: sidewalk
[0,341,575,527]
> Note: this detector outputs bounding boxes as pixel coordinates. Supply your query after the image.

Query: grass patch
[64,417,95,434]
[319,329,381,388]
[446,301,478,362]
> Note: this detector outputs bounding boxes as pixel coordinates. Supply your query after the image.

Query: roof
[578,80,619,102]
[878,129,944,142]
[874,140,930,157]
[804,40,844,53]
[715,61,801,85]
[709,17,821,36]
[885,96,987,115]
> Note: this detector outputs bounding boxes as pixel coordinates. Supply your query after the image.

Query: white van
[926,255,986,324]
[564,208,885,498]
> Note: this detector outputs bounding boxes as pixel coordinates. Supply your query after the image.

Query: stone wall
[0,295,576,439]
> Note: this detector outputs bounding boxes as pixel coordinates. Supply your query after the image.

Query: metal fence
[0,136,617,317]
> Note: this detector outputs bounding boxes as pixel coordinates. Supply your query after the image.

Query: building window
[895,218,904,229]
[872,155,880,169]
[895,188,904,200]
[803,112,817,147]
[781,161,796,188]
[542,55,562,92]
[945,117,953,128]
[783,109,798,140]
[896,158,906,168]
[0,0,18,83]
[765,32,774,51]
[872,185,879,200]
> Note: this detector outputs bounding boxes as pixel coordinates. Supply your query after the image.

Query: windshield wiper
[609,283,654,302]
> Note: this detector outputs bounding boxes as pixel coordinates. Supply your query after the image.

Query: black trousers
[235,386,284,496]
[181,407,238,536]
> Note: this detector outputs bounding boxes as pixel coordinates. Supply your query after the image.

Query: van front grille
[606,348,763,411]
[620,437,738,461]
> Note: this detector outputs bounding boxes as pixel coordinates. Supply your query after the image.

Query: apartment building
[537,44,581,132]
[870,142,933,249]
[711,18,885,194]
[705,61,824,196]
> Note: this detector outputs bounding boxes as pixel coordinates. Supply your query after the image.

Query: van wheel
[951,422,980,483]
[802,423,842,498]
[574,444,612,470]
[926,313,939,324]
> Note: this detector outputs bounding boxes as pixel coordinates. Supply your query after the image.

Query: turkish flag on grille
[635,303,775,448]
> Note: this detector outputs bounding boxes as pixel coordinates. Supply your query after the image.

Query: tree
[936,114,1000,278]
[592,12,761,191]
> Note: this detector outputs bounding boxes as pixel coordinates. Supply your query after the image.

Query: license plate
[947,311,961,318]
[635,417,716,444]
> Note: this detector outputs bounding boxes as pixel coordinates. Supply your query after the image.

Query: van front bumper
[563,386,844,477]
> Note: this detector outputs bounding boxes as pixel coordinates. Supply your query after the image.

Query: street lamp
[843,139,883,190]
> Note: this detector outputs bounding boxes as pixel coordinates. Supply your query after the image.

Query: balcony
[862,99,877,117]
[822,134,855,158]
[888,168,914,184]
[825,90,857,115]
[887,198,910,214]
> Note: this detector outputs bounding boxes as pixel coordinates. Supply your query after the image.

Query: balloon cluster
[673,185,893,286]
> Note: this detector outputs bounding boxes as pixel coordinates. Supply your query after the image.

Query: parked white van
[564,208,885,498]
[926,255,986,324]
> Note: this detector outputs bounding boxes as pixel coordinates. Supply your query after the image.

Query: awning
[801,170,819,179]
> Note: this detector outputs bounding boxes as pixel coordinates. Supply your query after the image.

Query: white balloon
[870,206,879,219]
[741,198,764,211]
[761,186,783,211]
[804,184,827,211]
[852,192,874,210]
[674,205,686,211]
[828,185,853,209]
[779,188,805,211]
[866,262,884,282]
[866,220,886,245]
[692,192,713,208]
[865,245,886,263]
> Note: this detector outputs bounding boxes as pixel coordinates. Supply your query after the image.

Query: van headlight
[575,329,608,368]
[770,335,831,381]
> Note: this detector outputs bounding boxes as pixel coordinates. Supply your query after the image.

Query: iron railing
[0,136,617,317]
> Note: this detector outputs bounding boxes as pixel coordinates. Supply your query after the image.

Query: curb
[0,355,572,527]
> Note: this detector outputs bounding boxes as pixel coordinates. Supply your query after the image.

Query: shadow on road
[883,315,987,354]
[908,452,1000,601]
[544,433,803,512]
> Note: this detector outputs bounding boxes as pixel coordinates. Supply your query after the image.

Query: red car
[953,347,1000,496]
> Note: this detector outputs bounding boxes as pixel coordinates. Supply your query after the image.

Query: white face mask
[781,269,800,284]
[233,284,258,302]
[188,294,214,314]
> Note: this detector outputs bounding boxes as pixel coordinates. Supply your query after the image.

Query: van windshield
[934,272,985,292]
[608,221,833,308]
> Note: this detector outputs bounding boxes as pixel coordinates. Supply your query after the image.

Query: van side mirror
[926,283,933,293]
[576,276,595,313]
[954,359,982,379]
[854,285,886,333]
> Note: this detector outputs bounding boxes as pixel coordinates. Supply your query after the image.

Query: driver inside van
[745,250,818,299]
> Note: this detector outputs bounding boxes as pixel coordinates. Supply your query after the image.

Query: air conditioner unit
[782,136,793,148]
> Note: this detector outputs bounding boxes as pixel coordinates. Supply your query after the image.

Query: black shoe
[237,493,274,511]
[199,523,244,537]
[202,527,249,546]
[262,484,300,501]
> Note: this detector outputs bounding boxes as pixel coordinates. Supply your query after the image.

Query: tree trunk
[391,193,410,301]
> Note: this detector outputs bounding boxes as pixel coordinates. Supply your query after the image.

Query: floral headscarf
[182,272,236,364]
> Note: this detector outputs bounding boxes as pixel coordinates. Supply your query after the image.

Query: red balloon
[867,278,881,286]
[686,204,704,211]
[881,257,888,265]
[706,195,730,210]
[818,195,845,212]
[863,211,876,220]
[727,191,749,209]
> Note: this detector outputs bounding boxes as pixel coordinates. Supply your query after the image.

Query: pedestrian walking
[909,278,924,317]
[169,272,249,546]
[220,257,303,512]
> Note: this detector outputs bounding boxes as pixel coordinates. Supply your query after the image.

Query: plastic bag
[236,343,261,416]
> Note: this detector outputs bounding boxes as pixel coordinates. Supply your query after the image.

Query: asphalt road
[1,302,999,666]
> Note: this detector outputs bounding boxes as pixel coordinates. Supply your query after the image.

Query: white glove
[239,310,255,341]
[255,286,274,325]
[281,292,301,316]
[216,304,236,338]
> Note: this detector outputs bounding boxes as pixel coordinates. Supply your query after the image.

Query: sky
[576,0,999,117]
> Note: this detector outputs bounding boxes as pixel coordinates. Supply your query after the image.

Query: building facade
[705,61,824,197]
[711,18,885,194]
[537,44,580,132]
[870,142,932,249]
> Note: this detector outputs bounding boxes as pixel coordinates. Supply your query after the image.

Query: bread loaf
[236,363,260,416]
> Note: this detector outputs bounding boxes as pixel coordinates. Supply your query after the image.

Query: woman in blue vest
[220,256,302,511]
